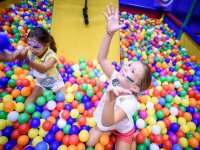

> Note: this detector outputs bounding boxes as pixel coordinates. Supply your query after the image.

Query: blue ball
[56,92,65,102]
[0,34,11,52]
[69,125,79,135]
[24,145,35,150]
[172,144,182,150]
[170,123,180,132]
[50,141,60,150]
[30,118,40,128]
[44,132,55,143]
[35,142,48,150]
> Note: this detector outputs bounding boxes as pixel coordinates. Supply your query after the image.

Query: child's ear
[130,85,140,93]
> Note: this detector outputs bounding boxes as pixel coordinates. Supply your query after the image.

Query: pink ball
[139,110,147,119]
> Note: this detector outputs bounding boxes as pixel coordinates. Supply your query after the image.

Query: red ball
[78,116,86,126]
[87,61,93,68]
[154,104,162,111]
[69,135,79,146]
[16,79,23,86]
[98,82,105,89]
[176,130,185,138]
[91,95,98,104]
[105,141,113,150]
[87,109,94,117]
[93,86,99,94]
[6,87,13,93]
[160,90,167,97]
[13,121,20,129]
[136,133,145,144]
[42,120,53,131]
[18,123,30,134]
[56,102,65,111]
[163,140,172,150]
[63,135,70,146]
[12,145,23,150]
[71,100,79,108]
[97,91,103,99]
[11,129,20,140]
[22,79,30,87]
[110,135,116,144]
[90,79,97,87]
[154,135,163,145]
[55,131,64,142]
[163,118,171,129]
[153,89,160,97]
[51,109,59,118]
[61,110,70,120]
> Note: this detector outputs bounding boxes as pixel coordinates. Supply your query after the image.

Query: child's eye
[132,70,135,74]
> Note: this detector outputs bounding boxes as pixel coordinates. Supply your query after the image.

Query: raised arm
[98,4,125,79]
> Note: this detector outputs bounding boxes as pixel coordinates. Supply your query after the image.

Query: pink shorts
[112,128,134,144]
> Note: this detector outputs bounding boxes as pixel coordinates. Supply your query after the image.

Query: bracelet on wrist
[106,31,114,36]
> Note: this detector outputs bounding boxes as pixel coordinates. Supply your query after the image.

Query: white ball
[136,119,145,129]
[152,125,161,135]
[46,101,56,110]
[17,45,24,51]
[174,81,181,88]
[7,111,19,122]
[146,102,154,109]
[158,41,163,46]
[72,64,79,71]
[153,48,158,53]
[57,118,66,129]
[170,107,178,116]
[99,75,107,82]
[150,143,159,150]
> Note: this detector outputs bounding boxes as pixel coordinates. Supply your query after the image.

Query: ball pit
[0,1,199,150]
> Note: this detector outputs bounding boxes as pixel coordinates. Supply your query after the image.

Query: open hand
[103,3,125,34]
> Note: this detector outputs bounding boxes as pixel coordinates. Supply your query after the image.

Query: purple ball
[139,110,147,119]
[169,134,178,144]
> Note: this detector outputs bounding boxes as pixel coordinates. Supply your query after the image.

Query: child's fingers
[115,8,119,18]
[106,5,111,16]
[102,11,108,19]
[110,3,115,15]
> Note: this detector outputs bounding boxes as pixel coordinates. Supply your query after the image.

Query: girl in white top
[86,4,152,150]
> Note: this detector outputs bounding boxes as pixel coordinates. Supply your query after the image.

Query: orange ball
[21,87,31,97]
[100,134,109,146]
[0,71,6,78]
[194,132,200,142]
[3,101,15,112]
[14,67,23,76]
[188,137,199,148]
[17,135,29,146]
[77,104,85,113]
[95,143,105,150]
[47,116,56,124]
[184,112,192,122]
[0,63,4,71]
[141,128,150,137]
[189,98,197,107]
[11,89,21,98]
[77,142,86,150]
[68,145,78,150]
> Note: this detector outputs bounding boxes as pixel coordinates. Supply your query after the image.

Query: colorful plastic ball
[30,118,40,128]
[0,34,11,52]
[35,141,48,150]
[78,115,86,126]
[69,135,79,146]
[69,125,79,135]
[63,124,71,135]
[1,126,13,137]
[58,145,68,150]
[17,135,29,146]
[57,118,67,129]
[28,128,39,139]
[41,110,51,119]
[188,137,199,148]
[139,110,147,119]
[100,134,110,146]
[65,93,74,103]
[70,109,79,118]
[7,111,19,122]
[179,137,188,148]
[163,140,172,150]
[36,96,46,106]
[136,133,145,144]
[50,141,60,149]
[44,132,55,143]
[25,103,36,114]
[3,101,15,112]
[24,145,35,150]
[18,113,30,124]
[136,119,145,129]
[170,107,178,116]
[78,130,89,142]
[84,101,93,110]
[86,89,94,97]
[172,144,182,150]
[170,123,180,132]
[46,100,56,110]
[56,92,65,102]
[60,110,70,120]
[152,125,161,135]
[42,120,53,131]
[169,134,179,144]
[150,143,159,150]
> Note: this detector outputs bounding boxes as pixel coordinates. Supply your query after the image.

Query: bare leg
[86,126,111,147]
[131,140,136,150]
[115,138,131,150]
[25,85,43,105]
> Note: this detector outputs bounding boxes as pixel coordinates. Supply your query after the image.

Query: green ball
[36,96,46,106]
[144,138,150,147]
[159,76,166,82]
[43,90,53,98]
[86,89,94,97]
[75,92,82,102]
[18,113,30,124]
[80,63,86,70]
[182,82,189,90]
[164,103,171,109]
[196,126,200,133]
[81,70,86,76]
[6,70,14,78]
[86,147,94,150]
[81,83,88,91]
[22,64,29,70]
[137,144,146,150]
[79,58,85,64]
[88,72,95,79]
[25,103,36,114]
[63,124,71,134]
[132,110,139,121]
[0,92,9,98]
[57,64,64,69]
[156,110,164,119]
[180,90,187,97]
[32,111,41,119]
[186,133,194,139]
[0,110,8,119]
[16,95,25,103]
[8,79,16,87]
[185,147,193,150]
[46,94,55,102]
[165,94,173,103]
[179,106,186,112]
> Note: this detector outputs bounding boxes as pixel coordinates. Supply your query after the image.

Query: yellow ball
[11,74,18,80]
[66,87,73,93]
[157,121,166,130]
[151,97,158,105]
[32,136,43,147]
[15,102,25,112]
[162,128,167,134]
[140,104,146,110]
[189,69,194,75]
[181,99,189,107]
[79,130,89,142]
[0,119,7,130]
[65,93,74,103]
[0,103,3,110]
[0,136,8,145]
[39,119,46,128]
[25,75,34,82]
[3,94,13,102]
[169,115,177,123]
[72,84,79,91]
[86,117,96,127]
[28,128,39,139]
[187,122,196,132]
[178,117,186,125]
[179,137,188,148]
[39,128,48,137]
[147,109,155,117]
[148,117,156,126]
[74,70,81,78]
[174,96,181,104]
[180,124,189,133]
[6,120,13,126]
[70,109,79,119]
[58,145,68,150]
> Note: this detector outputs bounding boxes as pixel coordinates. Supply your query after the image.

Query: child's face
[116,61,144,93]
[27,37,49,57]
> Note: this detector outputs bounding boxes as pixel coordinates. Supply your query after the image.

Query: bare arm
[101,86,132,126]
[98,4,125,79]
[29,57,57,74]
